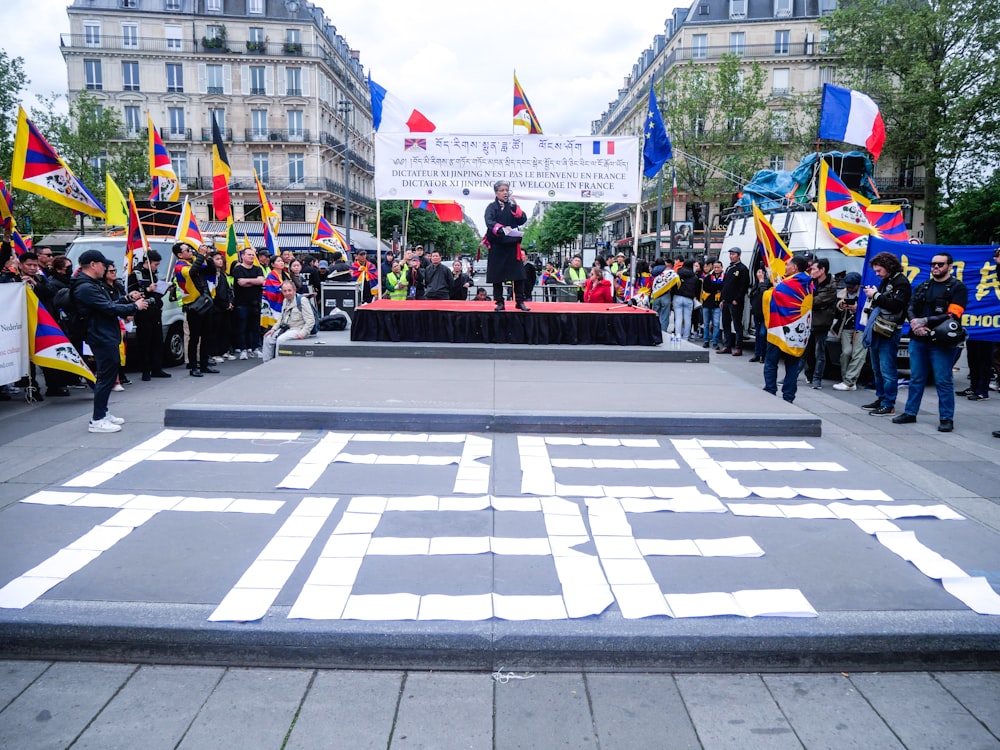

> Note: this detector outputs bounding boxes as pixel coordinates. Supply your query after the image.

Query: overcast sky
[2,0,687,232]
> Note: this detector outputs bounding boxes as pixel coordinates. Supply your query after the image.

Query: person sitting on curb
[261,280,317,362]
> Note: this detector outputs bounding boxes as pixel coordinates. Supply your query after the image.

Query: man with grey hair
[484,180,529,311]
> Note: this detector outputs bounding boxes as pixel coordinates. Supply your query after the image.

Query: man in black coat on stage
[484,180,529,311]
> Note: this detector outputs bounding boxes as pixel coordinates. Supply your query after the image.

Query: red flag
[211,116,231,220]
[125,190,149,275]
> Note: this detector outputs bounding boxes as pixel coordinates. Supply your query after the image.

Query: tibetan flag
[642,85,672,178]
[311,214,348,255]
[175,198,204,249]
[147,114,180,201]
[211,116,232,221]
[11,230,31,259]
[225,216,239,271]
[816,160,875,256]
[255,169,280,236]
[763,271,813,357]
[263,220,279,256]
[0,180,15,230]
[513,72,543,134]
[11,107,105,218]
[413,199,464,223]
[863,204,908,242]
[262,267,283,327]
[752,201,792,285]
[368,75,436,132]
[593,140,616,156]
[125,190,149,276]
[818,83,885,161]
[105,172,128,226]
[26,286,95,383]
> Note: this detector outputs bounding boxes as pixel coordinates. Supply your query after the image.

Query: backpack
[53,284,89,340]
[295,294,320,335]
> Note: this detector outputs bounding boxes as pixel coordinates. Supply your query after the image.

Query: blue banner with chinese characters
[862,238,1000,341]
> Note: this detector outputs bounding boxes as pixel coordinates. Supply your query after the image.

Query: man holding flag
[762,256,813,404]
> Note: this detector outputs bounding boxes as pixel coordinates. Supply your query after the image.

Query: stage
[349,299,663,346]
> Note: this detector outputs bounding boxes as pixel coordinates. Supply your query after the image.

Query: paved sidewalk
[1,661,998,749]
[1,341,999,747]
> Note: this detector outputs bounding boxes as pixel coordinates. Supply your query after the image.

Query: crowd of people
[2,224,998,438]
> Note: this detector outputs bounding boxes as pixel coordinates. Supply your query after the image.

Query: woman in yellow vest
[385,260,409,301]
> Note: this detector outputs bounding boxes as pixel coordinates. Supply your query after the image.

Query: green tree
[369,200,479,257]
[936,172,1000,245]
[0,50,28,179]
[823,0,1000,243]
[532,202,605,253]
[657,54,811,209]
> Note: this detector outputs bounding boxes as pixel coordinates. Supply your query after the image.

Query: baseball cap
[78,249,111,266]
[318,260,329,269]
[843,272,862,286]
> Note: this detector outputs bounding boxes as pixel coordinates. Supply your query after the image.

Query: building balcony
[244,128,313,143]
[161,127,192,141]
[62,33,195,54]
[201,127,233,142]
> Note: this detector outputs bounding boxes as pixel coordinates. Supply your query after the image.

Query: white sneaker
[211,356,224,364]
[252,348,262,358]
[112,383,125,392]
[832,382,856,391]
[88,417,122,433]
[239,350,248,360]
[105,413,125,425]
[224,352,237,360]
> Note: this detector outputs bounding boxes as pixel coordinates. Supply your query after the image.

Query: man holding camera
[173,242,218,378]
[832,272,867,392]
[72,250,149,433]
[891,252,967,432]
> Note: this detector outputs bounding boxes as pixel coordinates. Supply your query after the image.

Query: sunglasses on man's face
[930,261,949,267]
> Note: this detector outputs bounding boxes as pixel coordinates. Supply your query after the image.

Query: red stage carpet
[350,300,662,346]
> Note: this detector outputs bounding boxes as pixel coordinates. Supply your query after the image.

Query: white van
[65,236,186,367]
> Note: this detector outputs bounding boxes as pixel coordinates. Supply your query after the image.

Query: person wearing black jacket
[891,252,968,432]
[423,251,453,300]
[210,250,235,363]
[449,260,473,301]
[748,267,771,362]
[673,260,699,340]
[73,249,148,433]
[128,250,171,381]
[484,180,529,311]
[719,248,750,355]
[862,251,912,416]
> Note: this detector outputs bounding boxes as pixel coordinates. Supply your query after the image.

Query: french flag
[593,140,615,156]
[818,84,885,160]
[368,76,436,133]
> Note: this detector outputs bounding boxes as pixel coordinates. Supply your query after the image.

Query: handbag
[184,294,214,317]
[870,311,898,338]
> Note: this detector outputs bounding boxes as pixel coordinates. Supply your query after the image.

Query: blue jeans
[903,337,957,420]
[652,294,671,332]
[702,307,721,346]
[868,329,902,407]
[753,319,767,359]
[763,342,802,403]
[673,296,694,339]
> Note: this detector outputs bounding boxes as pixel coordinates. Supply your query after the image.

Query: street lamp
[336,99,353,250]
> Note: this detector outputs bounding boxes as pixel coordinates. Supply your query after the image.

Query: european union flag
[642,85,673,178]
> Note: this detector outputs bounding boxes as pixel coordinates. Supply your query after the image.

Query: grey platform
[165,341,820,436]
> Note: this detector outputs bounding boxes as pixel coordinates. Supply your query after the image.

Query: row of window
[690,29,830,57]
[93,149,307,184]
[116,0,269,13]
[84,60,306,96]
[82,21,300,48]
[121,104,305,139]
[725,0,836,18]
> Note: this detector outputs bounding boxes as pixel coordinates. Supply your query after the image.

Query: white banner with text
[374,133,640,203]
[0,284,29,385]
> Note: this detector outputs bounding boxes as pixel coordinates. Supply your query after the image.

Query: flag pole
[376,199,383,298]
